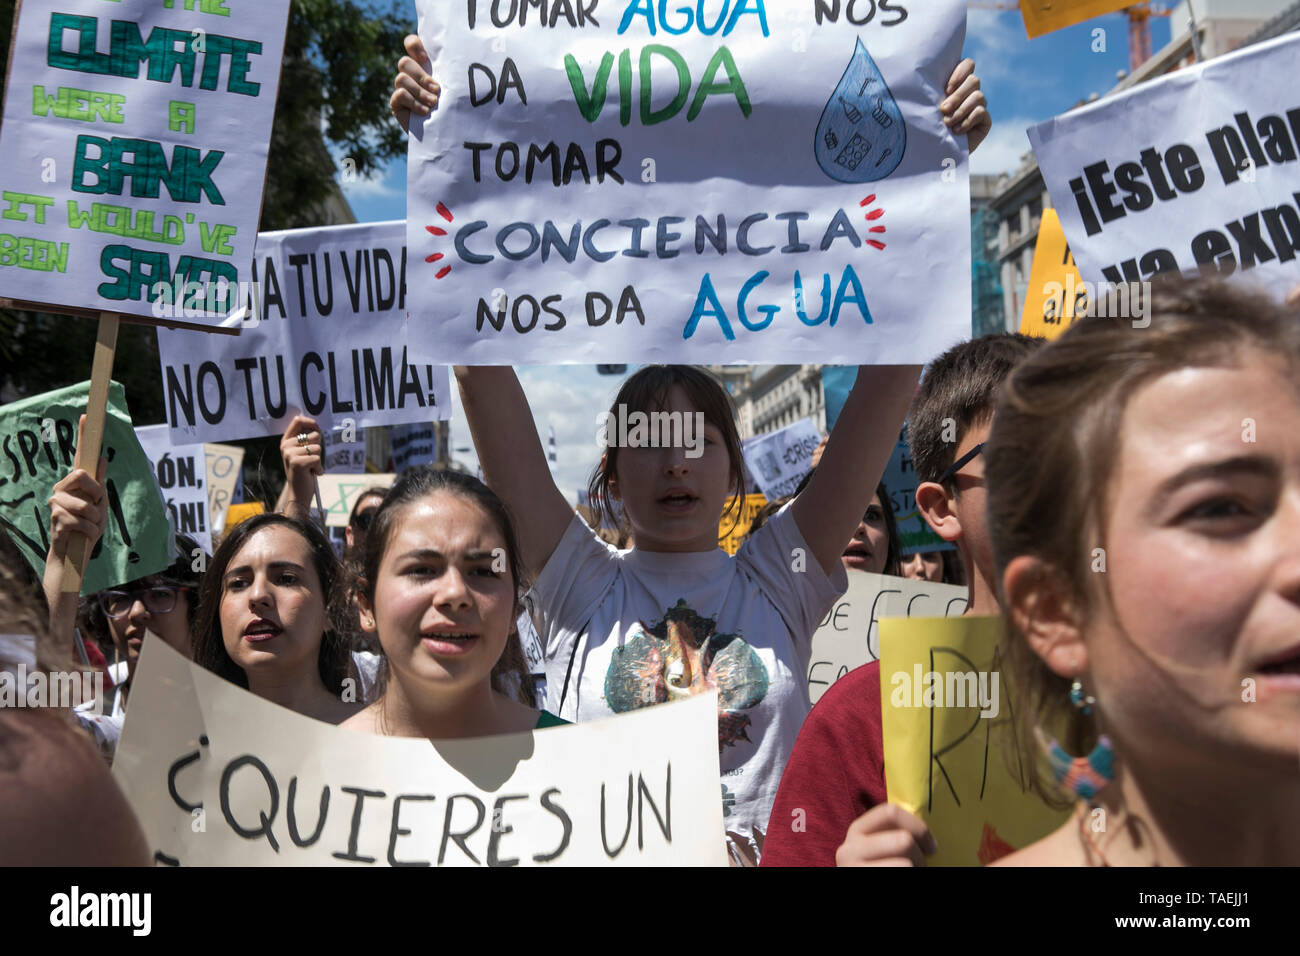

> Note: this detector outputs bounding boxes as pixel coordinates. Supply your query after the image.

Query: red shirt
[760,660,886,867]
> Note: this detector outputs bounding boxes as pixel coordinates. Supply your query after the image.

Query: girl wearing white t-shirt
[456,363,918,860]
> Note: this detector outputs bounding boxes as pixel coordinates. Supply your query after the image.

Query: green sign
[0,380,173,593]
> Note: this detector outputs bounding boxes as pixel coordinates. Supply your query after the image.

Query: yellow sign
[222,502,265,530]
[718,494,768,555]
[1019,0,1133,39]
[1019,208,1089,340]
[880,616,1069,865]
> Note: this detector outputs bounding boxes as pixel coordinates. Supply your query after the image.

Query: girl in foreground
[342,467,560,738]
[987,278,1300,865]
[192,514,360,724]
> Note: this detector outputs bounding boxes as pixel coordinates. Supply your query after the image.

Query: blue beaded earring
[1038,679,1115,800]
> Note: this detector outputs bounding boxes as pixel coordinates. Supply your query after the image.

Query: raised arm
[42,417,108,657]
[791,366,920,577]
[277,414,323,519]
[454,367,577,579]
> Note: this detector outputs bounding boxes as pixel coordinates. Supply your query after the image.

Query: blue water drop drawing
[815,37,906,183]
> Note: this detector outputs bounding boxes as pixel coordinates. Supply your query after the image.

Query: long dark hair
[588,365,747,538]
[357,466,533,706]
[192,514,352,695]
[874,482,903,578]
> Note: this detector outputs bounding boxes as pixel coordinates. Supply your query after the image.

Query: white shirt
[531,505,847,855]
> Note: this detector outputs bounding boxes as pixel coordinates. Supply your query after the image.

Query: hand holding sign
[279,414,324,518]
[940,58,990,153]
[391,33,440,130]
[835,802,937,868]
[46,416,109,562]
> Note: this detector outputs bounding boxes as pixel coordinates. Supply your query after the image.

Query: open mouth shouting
[243,618,284,643]
[842,540,875,571]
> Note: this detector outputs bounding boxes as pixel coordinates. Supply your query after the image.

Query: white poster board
[808,570,967,703]
[741,417,821,500]
[135,423,212,553]
[114,639,728,866]
[156,222,452,442]
[406,0,971,363]
[204,442,244,534]
[317,473,397,528]
[1029,32,1300,300]
[0,0,289,326]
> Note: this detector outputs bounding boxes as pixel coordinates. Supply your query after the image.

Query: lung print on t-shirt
[604,600,770,750]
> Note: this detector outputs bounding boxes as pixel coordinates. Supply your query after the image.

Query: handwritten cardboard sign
[135,423,211,553]
[0,0,290,326]
[316,473,397,528]
[407,0,971,363]
[203,442,244,534]
[0,381,173,592]
[113,639,728,866]
[880,616,1069,865]
[808,570,967,703]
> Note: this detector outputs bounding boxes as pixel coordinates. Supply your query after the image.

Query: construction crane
[968,2,1173,73]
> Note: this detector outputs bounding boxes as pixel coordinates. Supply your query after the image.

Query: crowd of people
[1,37,1297,869]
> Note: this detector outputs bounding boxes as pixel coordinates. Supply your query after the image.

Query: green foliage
[262,0,409,229]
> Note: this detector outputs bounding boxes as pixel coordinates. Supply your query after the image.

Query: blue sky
[337,7,1174,498]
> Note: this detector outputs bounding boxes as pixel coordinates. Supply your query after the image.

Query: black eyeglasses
[98,585,190,619]
[351,509,378,532]
[937,443,985,485]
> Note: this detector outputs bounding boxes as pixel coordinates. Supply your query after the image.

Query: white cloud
[963,8,1026,85]
[970,115,1036,178]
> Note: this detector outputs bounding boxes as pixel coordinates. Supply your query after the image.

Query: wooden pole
[61,311,120,593]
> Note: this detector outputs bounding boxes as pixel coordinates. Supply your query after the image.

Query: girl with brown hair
[986,278,1300,866]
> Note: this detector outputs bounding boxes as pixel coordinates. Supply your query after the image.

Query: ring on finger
[297,432,310,447]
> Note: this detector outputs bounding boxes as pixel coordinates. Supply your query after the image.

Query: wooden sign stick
[61,311,120,593]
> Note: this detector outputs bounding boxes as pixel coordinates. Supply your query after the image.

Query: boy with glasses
[761,334,1043,866]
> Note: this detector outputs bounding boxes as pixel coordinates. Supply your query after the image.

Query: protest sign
[1017,0,1132,40]
[808,570,966,703]
[1018,209,1087,339]
[881,423,952,555]
[0,381,172,593]
[741,418,821,500]
[156,222,452,443]
[820,365,856,429]
[223,501,263,529]
[880,616,1069,865]
[389,421,439,472]
[204,443,244,533]
[135,424,212,553]
[0,0,290,327]
[1029,32,1300,301]
[318,473,397,528]
[114,639,728,866]
[407,0,972,364]
[717,493,767,556]
[323,424,367,473]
